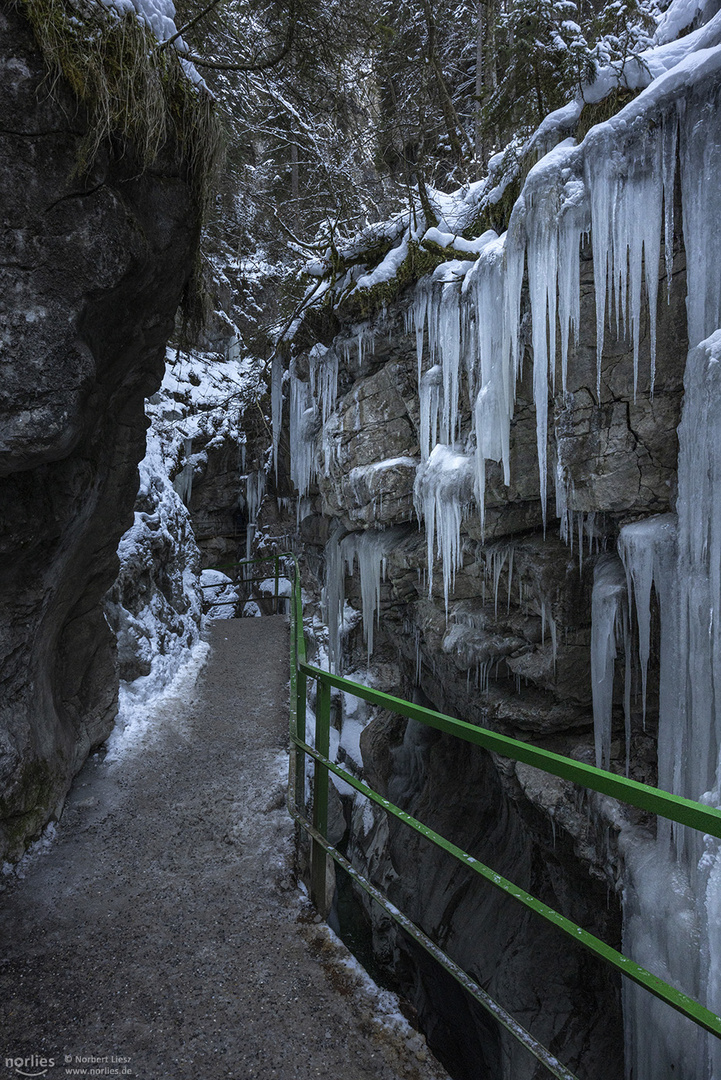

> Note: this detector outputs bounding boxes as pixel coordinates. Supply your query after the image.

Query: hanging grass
[19,0,222,213]
[19,0,223,333]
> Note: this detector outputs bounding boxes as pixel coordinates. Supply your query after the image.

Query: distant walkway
[0,619,447,1080]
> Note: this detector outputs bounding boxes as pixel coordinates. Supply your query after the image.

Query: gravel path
[0,618,449,1080]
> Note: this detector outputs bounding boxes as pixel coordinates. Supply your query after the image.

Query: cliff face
[281,102,693,1076]
[0,4,201,859]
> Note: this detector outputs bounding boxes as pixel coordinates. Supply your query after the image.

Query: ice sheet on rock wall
[271,354,283,480]
[621,834,702,1080]
[621,335,721,1080]
[414,445,474,610]
[244,469,266,562]
[289,364,318,500]
[172,437,195,507]
[680,80,721,349]
[590,555,630,771]
[617,514,676,733]
[674,330,721,841]
[308,343,339,476]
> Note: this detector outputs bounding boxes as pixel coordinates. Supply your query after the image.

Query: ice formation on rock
[244,469,266,562]
[608,336,721,1080]
[413,445,474,610]
[271,354,283,480]
[324,527,406,670]
[590,555,630,772]
[289,363,318,500]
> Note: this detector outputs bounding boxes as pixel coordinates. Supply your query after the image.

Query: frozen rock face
[104,431,203,684]
[287,201,688,1075]
[0,7,202,859]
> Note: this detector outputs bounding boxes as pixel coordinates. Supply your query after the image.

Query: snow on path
[0,618,447,1080]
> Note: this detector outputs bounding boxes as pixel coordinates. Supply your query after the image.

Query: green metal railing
[233,553,721,1078]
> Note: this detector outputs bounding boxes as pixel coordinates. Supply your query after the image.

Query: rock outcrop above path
[0,4,202,860]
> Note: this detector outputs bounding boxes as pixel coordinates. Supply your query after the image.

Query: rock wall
[0,5,201,860]
[284,211,688,1076]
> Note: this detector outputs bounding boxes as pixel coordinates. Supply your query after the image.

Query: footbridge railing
[224,553,721,1079]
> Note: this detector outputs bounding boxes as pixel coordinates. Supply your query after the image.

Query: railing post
[310,677,330,914]
[274,554,279,614]
[295,671,307,815]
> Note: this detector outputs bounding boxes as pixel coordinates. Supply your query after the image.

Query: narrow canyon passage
[0,619,445,1080]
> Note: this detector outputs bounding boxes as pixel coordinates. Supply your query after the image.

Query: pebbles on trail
[0,617,448,1080]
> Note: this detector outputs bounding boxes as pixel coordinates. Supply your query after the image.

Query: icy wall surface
[0,6,202,860]
[276,2,721,1075]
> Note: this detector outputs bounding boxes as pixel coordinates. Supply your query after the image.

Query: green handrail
[223,552,721,1077]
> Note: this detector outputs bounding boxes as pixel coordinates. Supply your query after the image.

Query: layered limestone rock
[0,6,202,859]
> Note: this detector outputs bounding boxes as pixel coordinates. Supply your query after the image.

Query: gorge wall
[0,4,202,860]
[285,262,684,1076]
[272,19,721,1073]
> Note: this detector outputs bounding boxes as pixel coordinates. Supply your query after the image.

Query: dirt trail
[0,618,448,1080]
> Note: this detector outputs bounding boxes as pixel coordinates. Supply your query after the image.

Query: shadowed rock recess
[272,193,690,1078]
[0,4,202,860]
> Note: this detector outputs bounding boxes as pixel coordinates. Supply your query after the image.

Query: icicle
[289,363,318,498]
[590,555,627,770]
[439,285,462,443]
[468,232,516,532]
[308,344,339,476]
[308,343,339,428]
[172,437,194,506]
[419,365,443,461]
[271,353,283,480]
[323,525,344,672]
[662,115,678,306]
[407,280,430,384]
[414,446,474,611]
[680,88,721,348]
[521,142,587,521]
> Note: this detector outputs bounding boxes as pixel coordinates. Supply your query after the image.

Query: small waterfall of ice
[244,468,266,561]
[612,335,721,1080]
[172,437,194,507]
[271,354,283,480]
[590,555,630,772]
[289,364,318,499]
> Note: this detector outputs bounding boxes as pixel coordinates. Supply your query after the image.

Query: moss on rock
[20,0,221,211]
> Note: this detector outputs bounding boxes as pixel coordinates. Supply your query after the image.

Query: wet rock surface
[0,619,448,1080]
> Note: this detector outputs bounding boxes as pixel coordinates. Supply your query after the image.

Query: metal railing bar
[291,733,721,1040]
[232,550,721,1059]
[299,662,721,841]
[287,801,580,1080]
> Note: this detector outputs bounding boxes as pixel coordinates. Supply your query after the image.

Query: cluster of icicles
[287,73,721,622]
[280,53,721,1079]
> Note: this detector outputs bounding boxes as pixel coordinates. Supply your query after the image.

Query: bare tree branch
[158,0,226,49]
[174,0,298,73]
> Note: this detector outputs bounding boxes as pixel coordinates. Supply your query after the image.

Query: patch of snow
[105,638,210,762]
